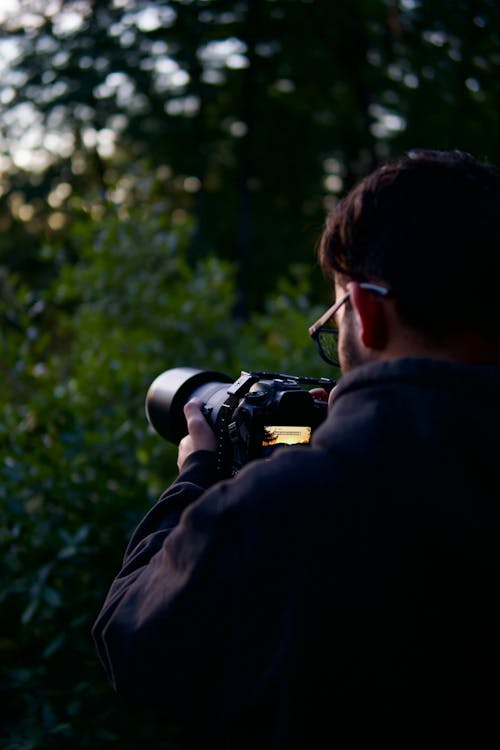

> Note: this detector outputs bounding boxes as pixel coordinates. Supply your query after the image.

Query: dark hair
[318,149,500,341]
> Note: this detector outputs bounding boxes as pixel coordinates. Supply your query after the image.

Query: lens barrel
[145,367,233,444]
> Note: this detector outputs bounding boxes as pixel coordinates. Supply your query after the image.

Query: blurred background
[1,1,499,747]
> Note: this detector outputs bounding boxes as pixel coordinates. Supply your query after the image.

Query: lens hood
[145,367,233,444]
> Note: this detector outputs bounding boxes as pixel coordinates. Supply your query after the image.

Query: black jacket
[93,357,500,747]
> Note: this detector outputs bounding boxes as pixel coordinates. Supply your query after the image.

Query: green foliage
[234,263,332,377]
[0,196,326,748]
[8,0,498,742]
[3,0,500,309]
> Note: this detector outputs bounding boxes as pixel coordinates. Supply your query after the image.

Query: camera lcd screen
[262,425,312,449]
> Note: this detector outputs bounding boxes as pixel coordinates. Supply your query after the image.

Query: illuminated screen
[262,425,312,448]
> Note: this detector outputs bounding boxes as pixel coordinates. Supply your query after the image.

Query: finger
[184,397,205,411]
[183,398,216,452]
[309,388,330,402]
[177,435,193,471]
[184,399,210,433]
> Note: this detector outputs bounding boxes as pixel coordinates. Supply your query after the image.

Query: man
[93,150,500,747]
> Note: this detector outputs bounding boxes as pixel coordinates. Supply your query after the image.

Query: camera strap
[214,373,259,476]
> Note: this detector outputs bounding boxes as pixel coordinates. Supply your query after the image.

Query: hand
[177,398,217,471]
[309,387,329,402]
[309,386,337,411]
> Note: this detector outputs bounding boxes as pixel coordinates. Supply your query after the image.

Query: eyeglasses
[308,283,391,366]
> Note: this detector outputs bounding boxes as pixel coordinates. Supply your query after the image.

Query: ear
[348,282,388,351]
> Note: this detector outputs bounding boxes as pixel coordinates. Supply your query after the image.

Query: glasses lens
[317,329,339,365]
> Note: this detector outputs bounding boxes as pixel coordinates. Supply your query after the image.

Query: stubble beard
[338,310,369,373]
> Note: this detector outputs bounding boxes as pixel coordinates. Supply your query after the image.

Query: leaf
[42,633,66,660]
[21,597,39,626]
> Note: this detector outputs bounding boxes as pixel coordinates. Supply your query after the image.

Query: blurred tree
[375,0,500,158]
[0,183,329,748]
[4,2,499,744]
[2,0,499,311]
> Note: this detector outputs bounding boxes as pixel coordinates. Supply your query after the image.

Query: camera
[145,367,336,476]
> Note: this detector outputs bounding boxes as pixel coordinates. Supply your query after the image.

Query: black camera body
[145,367,335,476]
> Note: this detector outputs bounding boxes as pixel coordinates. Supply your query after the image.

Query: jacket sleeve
[92,449,220,689]
[91,445,326,731]
[91,447,277,726]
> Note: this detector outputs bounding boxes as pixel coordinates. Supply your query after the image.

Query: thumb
[183,398,216,451]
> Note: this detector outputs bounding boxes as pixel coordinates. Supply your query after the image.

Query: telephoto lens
[145,367,233,444]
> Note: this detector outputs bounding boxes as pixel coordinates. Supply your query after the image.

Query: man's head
[316,149,500,370]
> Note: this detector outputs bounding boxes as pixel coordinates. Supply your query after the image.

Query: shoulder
[187,444,351,534]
